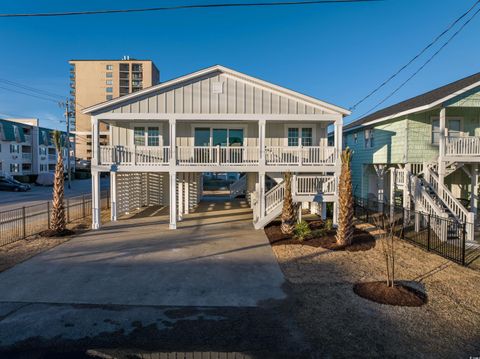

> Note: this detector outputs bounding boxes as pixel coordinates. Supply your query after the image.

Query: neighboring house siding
[107,72,329,115]
[346,118,406,197]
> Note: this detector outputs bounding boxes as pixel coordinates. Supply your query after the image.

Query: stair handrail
[423,163,472,227]
[265,181,285,215]
[229,175,247,198]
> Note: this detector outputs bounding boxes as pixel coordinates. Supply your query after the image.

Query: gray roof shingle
[344,72,480,131]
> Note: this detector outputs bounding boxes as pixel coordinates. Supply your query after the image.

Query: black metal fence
[0,191,109,247]
[353,196,477,266]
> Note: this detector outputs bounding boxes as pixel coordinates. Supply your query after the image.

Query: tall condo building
[69,57,160,160]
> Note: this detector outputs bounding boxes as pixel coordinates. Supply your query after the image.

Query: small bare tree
[281,171,297,235]
[373,215,402,287]
[51,130,66,233]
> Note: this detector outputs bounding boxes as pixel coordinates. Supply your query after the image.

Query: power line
[0,85,61,104]
[357,6,480,119]
[349,0,480,111]
[0,0,382,18]
[0,78,64,101]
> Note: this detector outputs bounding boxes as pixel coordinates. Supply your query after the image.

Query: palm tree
[50,130,66,233]
[281,171,296,235]
[336,147,354,246]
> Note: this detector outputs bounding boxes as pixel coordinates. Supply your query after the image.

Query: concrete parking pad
[0,199,285,307]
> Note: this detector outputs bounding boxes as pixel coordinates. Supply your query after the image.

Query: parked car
[0,177,31,192]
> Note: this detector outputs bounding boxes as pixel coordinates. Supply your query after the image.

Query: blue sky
[0,0,479,130]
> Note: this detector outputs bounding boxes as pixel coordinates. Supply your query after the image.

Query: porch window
[213,129,228,146]
[10,144,20,153]
[229,129,244,146]
[431,118,462,145]
[287,128,299,146]
[288,127,313,146]
[147,127,159,146]
[194,128,210,146]
[364,129,374,148]
[301,128,313,146]
[134,127,145,146]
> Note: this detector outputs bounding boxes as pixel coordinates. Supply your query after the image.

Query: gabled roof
[83,64,350,115]
[344,71,480,131]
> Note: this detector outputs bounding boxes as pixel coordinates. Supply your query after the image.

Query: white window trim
[130,123,164,147]
[430,116,464,145]
[283,124,316,147]
[190,123,248,147]
[364,129,375,149]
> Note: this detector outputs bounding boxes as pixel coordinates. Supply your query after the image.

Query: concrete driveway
[0,198,285,307]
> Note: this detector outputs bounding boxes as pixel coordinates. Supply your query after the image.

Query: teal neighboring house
[344,72,480,243]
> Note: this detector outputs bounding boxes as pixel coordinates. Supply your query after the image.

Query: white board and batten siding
[108,71,333,116]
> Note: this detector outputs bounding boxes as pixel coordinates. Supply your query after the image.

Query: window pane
[288,128,299,147]
[194,128,210,146]
[147,127,159,146]
[213,129,228,147]
[301,128,313,146]
[134,127,145,146]
[229,129,244,146]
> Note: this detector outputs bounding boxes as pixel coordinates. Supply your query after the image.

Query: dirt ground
[271,221,480,358]
[0,211,110,273]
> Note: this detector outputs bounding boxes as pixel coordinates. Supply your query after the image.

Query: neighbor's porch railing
[445,136,480,157]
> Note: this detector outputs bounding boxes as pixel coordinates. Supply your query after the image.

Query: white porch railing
[177,146,260,166]
[294,175,336,195]
[445,136,480,157]
[99,146,170,166]
[265,146,337,166]
[98,145,338,167]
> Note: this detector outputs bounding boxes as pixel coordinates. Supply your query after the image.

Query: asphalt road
[0,177,110,212]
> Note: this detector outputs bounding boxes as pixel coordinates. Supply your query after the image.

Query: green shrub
[294,220,312,241]
[311,228,326,238]
[325,219,334,231]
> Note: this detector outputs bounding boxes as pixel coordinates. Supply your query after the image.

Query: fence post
[82,195,86,218]
[66,198,70,223]
[22,207,26,239]
[462,222,466,266]
[427,214,431,251]
[47,201,51,229]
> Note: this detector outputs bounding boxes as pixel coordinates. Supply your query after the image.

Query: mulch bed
[264,220,376,252]
[353,281,428,307]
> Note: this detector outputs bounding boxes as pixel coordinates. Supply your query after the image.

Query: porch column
[402,164,411,211]
[471,164,479,216]
[110,171,117,221]
[169,171,177,229]
[91,116,99,166]
[389,168,396,221]
[438,107,446,187]
[184,172,190,214]
[321,202,327,220]
[333,116,343,227]
[374,164,386,213]
[169,118,177,167]
[259,171,266,217]
[258,119,266,167]
[92,171,101,229]
[178,173,184,220]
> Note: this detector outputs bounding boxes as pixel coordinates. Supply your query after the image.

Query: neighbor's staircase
[409,161,475,243]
